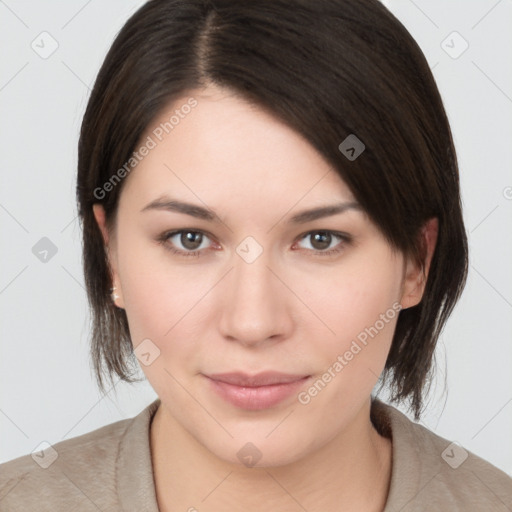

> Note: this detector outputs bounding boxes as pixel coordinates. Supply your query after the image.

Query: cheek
[304,250,402,372]
[114,229,185,340]
[116,235,223,377]
[120,262,205,344]
[118,258,208,392]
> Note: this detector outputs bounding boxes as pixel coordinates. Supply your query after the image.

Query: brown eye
[179,231,204,250]
[309,231,332,251]
[295,230,351,257]
[158,229,213,257]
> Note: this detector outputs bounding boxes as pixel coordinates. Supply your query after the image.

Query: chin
[202,429,316,469]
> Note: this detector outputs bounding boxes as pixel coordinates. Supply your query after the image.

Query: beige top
[1,398,510,511]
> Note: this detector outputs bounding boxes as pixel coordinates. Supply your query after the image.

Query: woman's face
[95,85,425,467]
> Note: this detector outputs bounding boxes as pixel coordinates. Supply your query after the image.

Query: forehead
[120,85,357,213]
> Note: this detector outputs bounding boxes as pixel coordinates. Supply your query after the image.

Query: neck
[150,398,392,512]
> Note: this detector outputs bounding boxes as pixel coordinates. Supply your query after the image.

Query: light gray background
[1,0,511,476]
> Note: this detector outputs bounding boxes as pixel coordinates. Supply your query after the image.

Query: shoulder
[0,414,133,511]
[373,400,512,511]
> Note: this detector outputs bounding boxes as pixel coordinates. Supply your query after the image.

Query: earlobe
[92,204,125,309]
[400,217,439,310]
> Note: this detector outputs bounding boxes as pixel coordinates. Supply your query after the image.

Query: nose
[218,247,294,348]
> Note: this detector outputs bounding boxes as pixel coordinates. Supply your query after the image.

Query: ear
[400,217,438,310]
[92,204,125,309]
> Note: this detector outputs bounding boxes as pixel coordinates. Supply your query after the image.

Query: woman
[1,0,510,510]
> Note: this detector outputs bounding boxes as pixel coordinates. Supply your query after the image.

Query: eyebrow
[141,196,362,224]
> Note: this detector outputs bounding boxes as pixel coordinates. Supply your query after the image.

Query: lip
[204,371,311,410]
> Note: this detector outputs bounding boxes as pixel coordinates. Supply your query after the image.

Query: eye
[157,229,215,257]
[294,230,351,257]
[157,229,351,258]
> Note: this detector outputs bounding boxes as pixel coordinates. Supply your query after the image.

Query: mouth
[203,371,311,410]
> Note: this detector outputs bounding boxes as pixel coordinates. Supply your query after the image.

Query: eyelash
[156,229,352,259]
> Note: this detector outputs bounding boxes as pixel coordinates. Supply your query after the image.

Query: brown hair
[76,0,468,418]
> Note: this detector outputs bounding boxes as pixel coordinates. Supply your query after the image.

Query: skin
[94,84,438,512]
